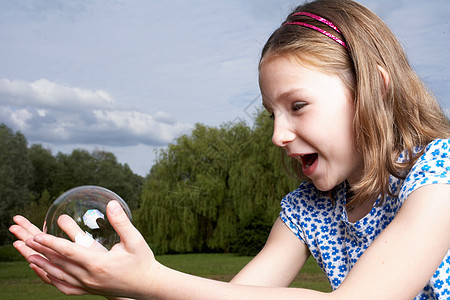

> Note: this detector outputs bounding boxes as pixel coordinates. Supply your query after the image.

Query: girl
[10,0,450,299]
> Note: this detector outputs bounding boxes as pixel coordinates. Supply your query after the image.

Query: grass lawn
[0,253,330,299]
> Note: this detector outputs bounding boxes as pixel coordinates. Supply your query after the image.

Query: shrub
[0,245,25,261]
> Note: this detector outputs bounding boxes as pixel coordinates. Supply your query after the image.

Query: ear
[377,65,390,95]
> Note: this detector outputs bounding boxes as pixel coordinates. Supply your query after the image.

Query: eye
[292,102,306,111]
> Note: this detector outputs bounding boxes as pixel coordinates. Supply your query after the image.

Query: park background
[0,113,334,298]
[0,111,298,255]
[0,0,449,177]
[0,0,449,297]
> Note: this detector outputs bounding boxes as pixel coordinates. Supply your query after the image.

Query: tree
[21,189,52,231]
[52,149,97,194]
[93,150,143,211]
[227,110,299,254]
[0,124,33,244]
[27,144,57,200]
[51,149,143,210]
[0,123,144,244]
[22,148,144,230]
[136,111,299,254]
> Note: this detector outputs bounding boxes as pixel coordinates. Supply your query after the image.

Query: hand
[9,215,55,285]
[9,211,108,290]
[13,201,156,298]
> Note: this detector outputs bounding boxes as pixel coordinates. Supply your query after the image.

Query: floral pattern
[280,139,449,299]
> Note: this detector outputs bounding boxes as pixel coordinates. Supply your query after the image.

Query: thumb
[106,200,141,248]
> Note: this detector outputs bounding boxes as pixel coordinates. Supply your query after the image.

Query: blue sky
[1,0,449,176]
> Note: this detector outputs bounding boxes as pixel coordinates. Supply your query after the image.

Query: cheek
[329,101,355,137]
[316,106,352,137]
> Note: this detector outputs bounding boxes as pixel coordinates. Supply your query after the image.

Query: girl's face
[259,54,363,191]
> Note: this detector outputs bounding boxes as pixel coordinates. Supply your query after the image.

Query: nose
[272,114,296,148]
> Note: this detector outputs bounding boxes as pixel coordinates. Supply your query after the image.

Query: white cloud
[10,108,32,129]
[0,78,192,146]
[92,110,192,144]
[36,109,47,117]
[0,0,447,176]
[0,78,115,111]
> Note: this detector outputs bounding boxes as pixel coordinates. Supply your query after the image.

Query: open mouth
[301,153,318,169]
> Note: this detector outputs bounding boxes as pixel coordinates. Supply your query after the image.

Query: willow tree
[138,121,252,253]
[137,111,299,254]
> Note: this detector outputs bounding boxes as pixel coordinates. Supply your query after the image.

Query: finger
[25,237,87,283]
[26,235,91,278]
[57,215,107,252]
[27,238,100,292]
[30,233,100,270]
[57,215,83,242]
[26,235,92,277]
[26,237,66,262]
[12,240,41,260]
[10,215,42,241]
[46,274,89,296]
[28,253,84,288]
[106,200,141,248]
[29,263,52,285]
[14,215,43,234]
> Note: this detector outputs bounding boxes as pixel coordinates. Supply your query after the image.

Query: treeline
[137,111,299,255]
[0,123,144,245]
[2,110,300,255]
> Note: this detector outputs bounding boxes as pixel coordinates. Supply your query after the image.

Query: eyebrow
[278,89,307,101]
[262,88,307,110]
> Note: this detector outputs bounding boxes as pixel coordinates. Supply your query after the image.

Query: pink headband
[283,12,348,49]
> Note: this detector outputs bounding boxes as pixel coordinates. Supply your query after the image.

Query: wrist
[132,260,165,299]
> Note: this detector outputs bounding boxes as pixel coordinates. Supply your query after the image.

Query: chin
[312,179,336,192]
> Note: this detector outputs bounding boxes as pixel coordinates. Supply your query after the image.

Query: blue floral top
[280,139,449,299]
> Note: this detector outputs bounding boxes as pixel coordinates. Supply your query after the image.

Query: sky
[1,0,449,176]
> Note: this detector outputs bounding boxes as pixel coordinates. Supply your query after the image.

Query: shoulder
[415,138,449,163]
[280,181,342,242]
[399,139,450,200]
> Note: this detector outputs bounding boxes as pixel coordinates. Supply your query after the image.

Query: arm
[20,201,329,299]
[231,217,310,287]
[333,183,450,299]
[20,184,450,299]
[9,213,134,300]
[149,184,449,299]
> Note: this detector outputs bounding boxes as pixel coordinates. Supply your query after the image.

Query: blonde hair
[260,0,450,206]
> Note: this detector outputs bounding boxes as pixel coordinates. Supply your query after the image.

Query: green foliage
[20,189,52,232]
[0,245,25,262]
[20,148,145,227]
[3,107,299,256]
[50,149,144,210]
[27,144,58,199]
[230,209,273,256]
[0,124,33,244]
[137,110,299,254]
[1,123,144,245]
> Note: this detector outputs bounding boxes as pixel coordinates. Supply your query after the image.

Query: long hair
[260,0,450,206]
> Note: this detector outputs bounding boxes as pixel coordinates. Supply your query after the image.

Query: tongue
[302,153,318,168]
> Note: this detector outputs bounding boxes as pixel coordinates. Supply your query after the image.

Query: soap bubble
[43,185,132,250]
